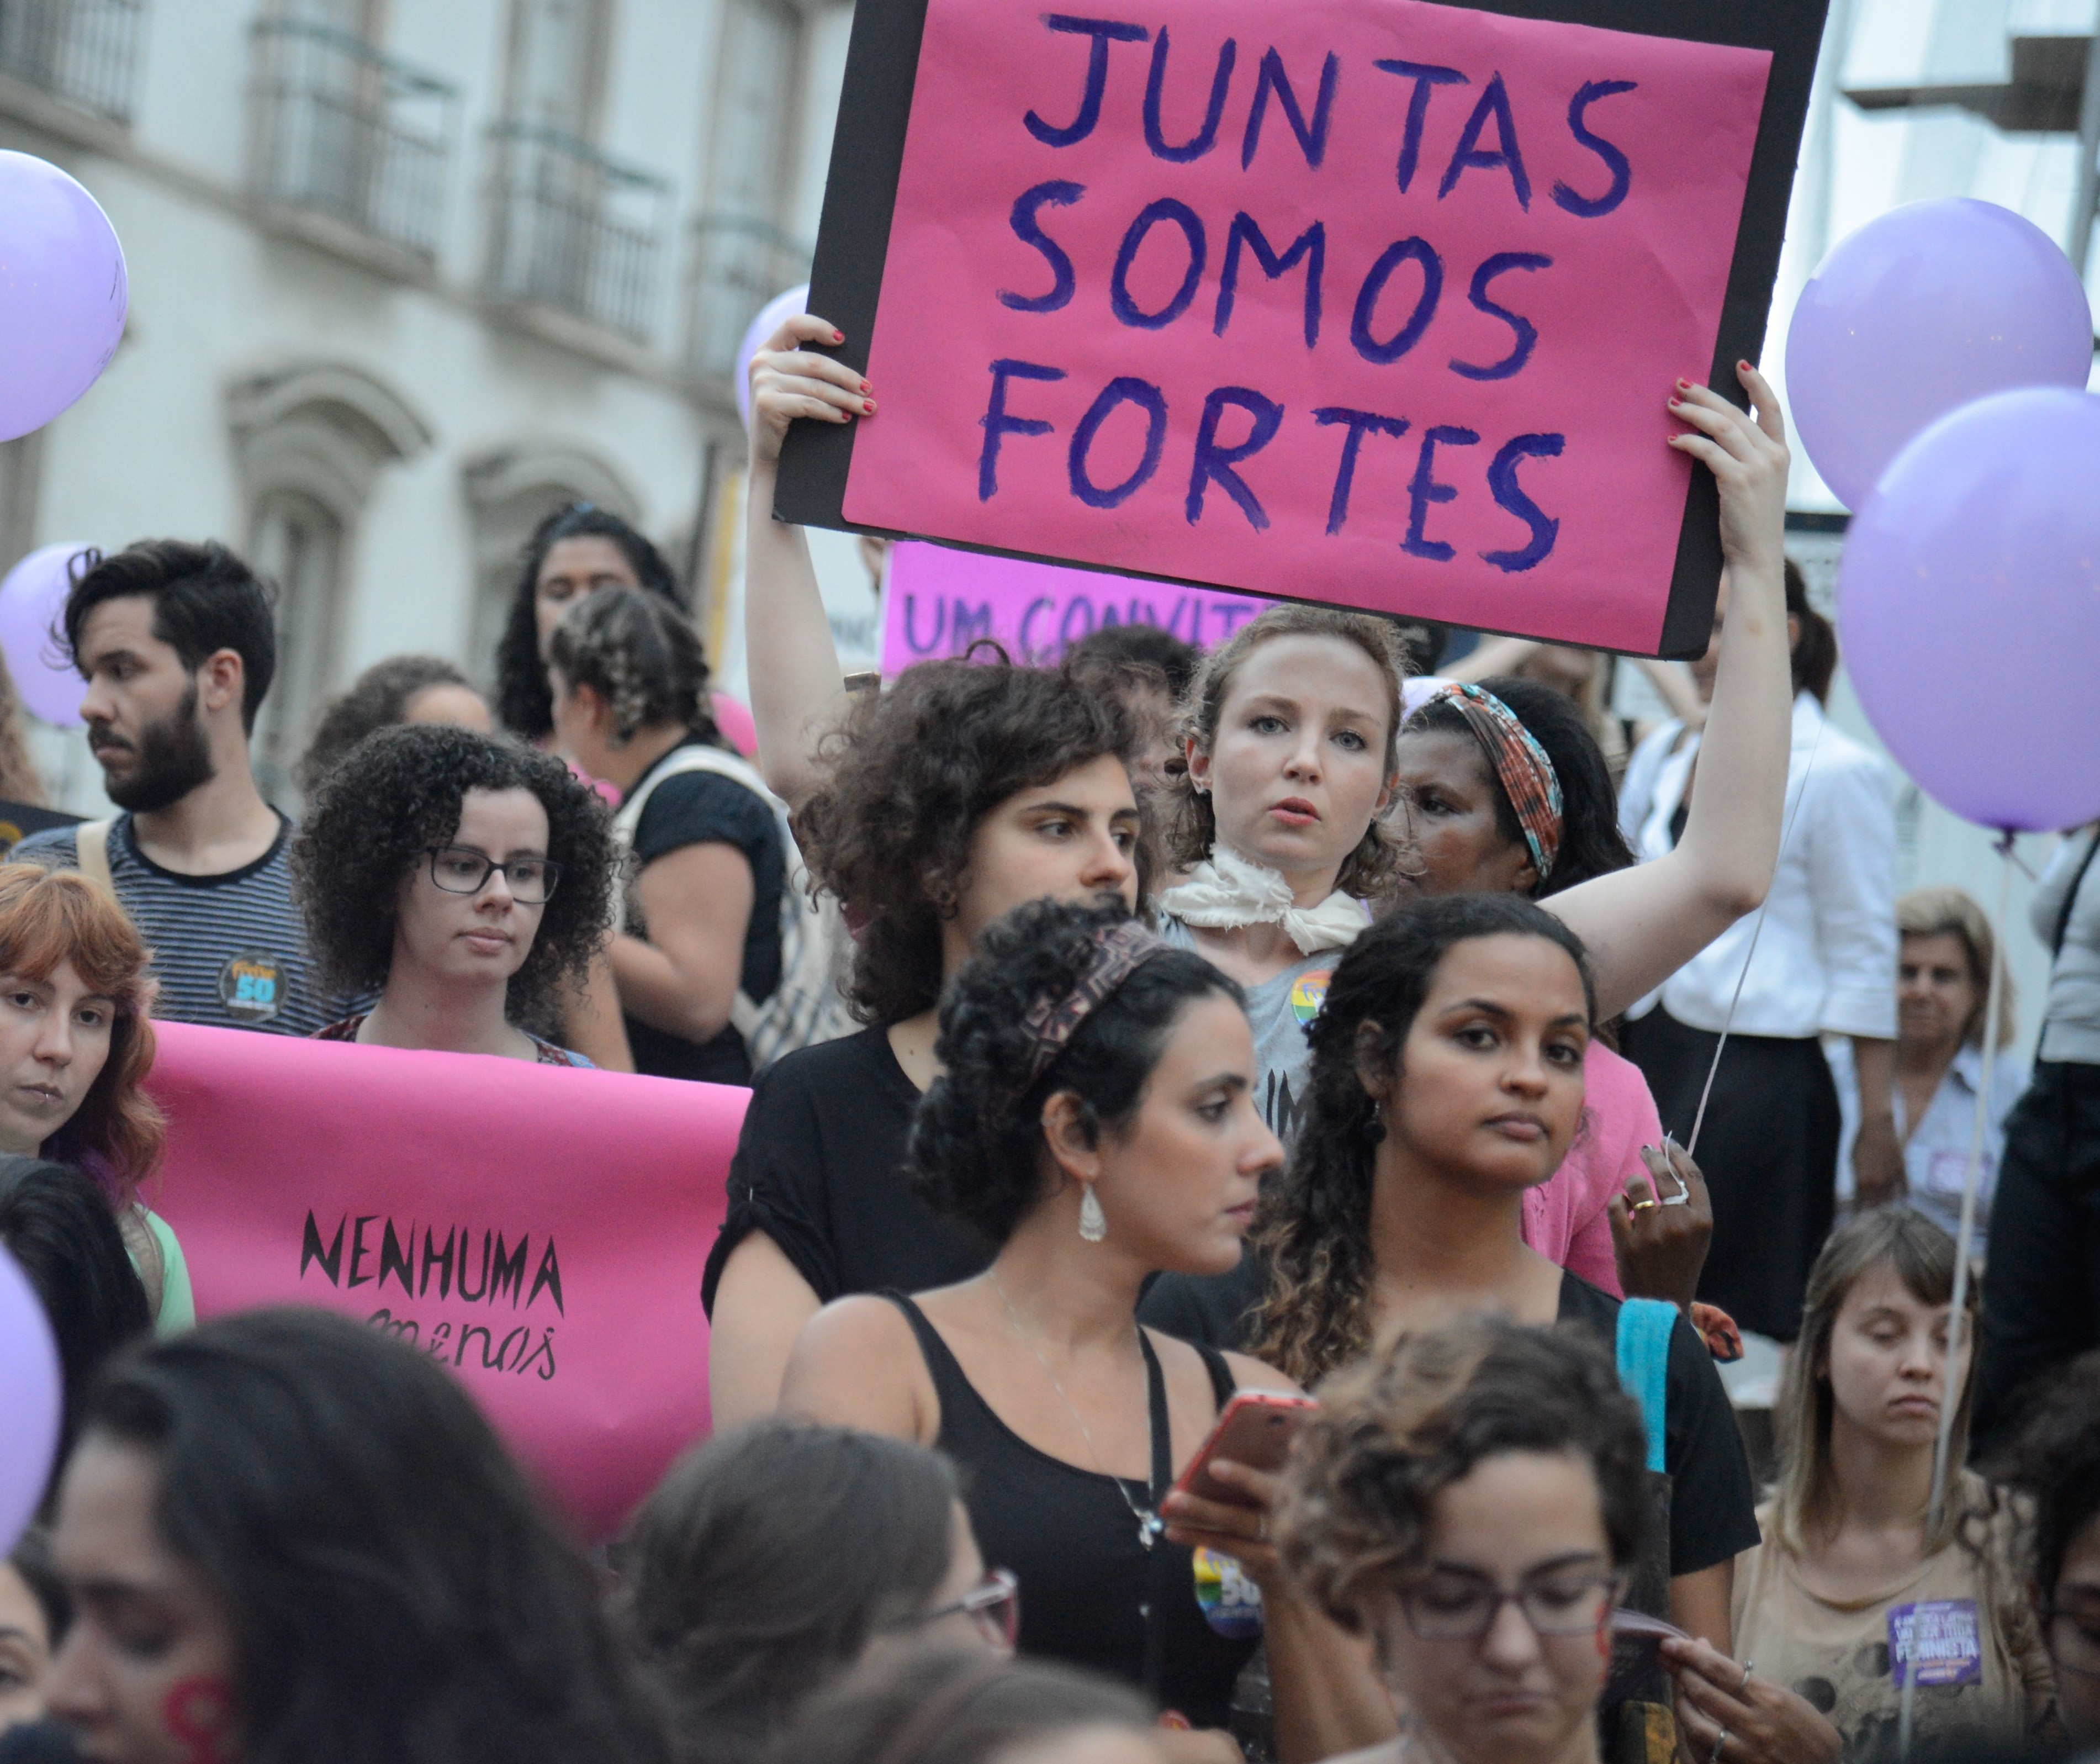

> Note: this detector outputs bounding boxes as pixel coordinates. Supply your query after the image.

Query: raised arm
[1546,364,1794,1020]
[743,313,873,807]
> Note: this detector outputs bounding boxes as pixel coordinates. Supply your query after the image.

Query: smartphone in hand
[1170,1391,1317,1507]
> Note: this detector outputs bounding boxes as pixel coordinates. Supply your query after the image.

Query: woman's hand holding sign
[1667,362,1790,581]
[747,313,871,467]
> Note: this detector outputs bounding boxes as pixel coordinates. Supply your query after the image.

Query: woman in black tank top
[781,900,1390,1758]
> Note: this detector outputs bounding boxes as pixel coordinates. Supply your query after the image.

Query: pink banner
[144,1022,745,1541]
[882,540,1272,672]
[841,0,1770,654]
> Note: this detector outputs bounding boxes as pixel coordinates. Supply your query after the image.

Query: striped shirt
[15,812,338,1036]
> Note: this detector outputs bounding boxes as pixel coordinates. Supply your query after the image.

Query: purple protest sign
[881,541,1272,673]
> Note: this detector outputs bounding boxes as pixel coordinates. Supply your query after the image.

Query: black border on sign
[776,0,1828,661]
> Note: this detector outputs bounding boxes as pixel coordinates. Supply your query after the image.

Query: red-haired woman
[0,862,187,1333]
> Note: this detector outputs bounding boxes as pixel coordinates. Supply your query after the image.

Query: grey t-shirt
[2032,825,2100,1065]
[1158,916,1340,1140]
[14,814,338,1036]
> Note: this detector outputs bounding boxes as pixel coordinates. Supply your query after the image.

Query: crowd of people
[0,309,2094,1764]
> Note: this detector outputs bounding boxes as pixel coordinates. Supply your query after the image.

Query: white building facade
[0,0,854,808]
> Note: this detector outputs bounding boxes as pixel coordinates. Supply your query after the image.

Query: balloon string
[1897,830,2013,1758]
[1683,715,1826,1162]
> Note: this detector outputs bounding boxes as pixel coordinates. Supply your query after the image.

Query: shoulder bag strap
[76,818,115,897]
[1615,1298,1676,1475]
[1138,1329,1173,1700]
[2053,826,2100,959]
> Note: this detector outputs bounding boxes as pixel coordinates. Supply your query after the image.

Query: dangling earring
[1363,1100,1387,1145]
[1078,1185,1108,1243]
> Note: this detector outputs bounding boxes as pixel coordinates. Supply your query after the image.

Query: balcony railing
[0,0,147,123]
[483,122,670,344]
[248,18,457,263]
[686,212,811,382]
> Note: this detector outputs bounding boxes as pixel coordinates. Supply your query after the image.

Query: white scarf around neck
[1157,846,1368,955]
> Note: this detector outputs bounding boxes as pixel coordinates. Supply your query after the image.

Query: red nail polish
[863,399,875,414]
[860,380,871,394]
[1676,379,1691,391]
[832,330,845,343]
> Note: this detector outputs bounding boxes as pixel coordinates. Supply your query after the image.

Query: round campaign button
[218,950,285,1024]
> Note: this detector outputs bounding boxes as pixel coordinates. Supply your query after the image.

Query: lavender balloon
[0,1243,63,1555]
[1840,387,2100,831]
[0,542,88,728]
[0,152,129,443]
[1787,200,2091,510]
[733,283,810,430]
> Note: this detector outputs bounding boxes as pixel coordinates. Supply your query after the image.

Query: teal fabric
[1615,1297,1675,1473]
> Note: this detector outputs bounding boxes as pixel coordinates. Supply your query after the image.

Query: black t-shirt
[623,749,785,1086]
[1555,1272,1760,1578]
[1142,1260,1758,1580]
[699,1025,992,1312]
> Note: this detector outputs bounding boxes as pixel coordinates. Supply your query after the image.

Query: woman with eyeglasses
[1277,1315,1660,1764]
[616,1419,1015,1764]
[290,723,618,1065]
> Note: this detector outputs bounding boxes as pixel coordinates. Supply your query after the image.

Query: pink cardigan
[1520,1042,1664,1298]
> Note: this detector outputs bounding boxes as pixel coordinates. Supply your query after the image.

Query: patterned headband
[1018,920,1168,1092]
[1420,683,1564,882]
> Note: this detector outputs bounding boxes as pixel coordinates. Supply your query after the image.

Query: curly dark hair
[297,655,478,791]
[796,656,1143,1026]
[1276,1313,1648,1632]
[908,897,1240,1246]
[1403,675,1635,899]
[1163,604,1411,898]
[494,503,683,740]
[1247,894,1595,1387]
[1995,1349,2100,1609]
[290,724,618,1028]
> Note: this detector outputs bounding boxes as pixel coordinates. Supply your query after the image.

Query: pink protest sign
[782,0,1821,657]
[882,540,1272,670]
[145,1022,744,1541]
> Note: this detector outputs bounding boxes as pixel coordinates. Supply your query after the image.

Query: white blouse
[1619,694,1898,1042]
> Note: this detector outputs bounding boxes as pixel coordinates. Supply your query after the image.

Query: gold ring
[1629,1198,1659,1214]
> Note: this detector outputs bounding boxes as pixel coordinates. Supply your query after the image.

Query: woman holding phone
[781,899,1385,1762]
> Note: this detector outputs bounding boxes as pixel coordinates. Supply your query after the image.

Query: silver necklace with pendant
[992,1272,1164,1549]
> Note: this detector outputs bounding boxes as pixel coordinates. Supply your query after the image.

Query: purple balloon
[0,1243,63,1555]
[1840,387,2100,831]
[1787,199,2091,510]
[0,151,129,443]
[734,283,810,430]
[0,542,89,728]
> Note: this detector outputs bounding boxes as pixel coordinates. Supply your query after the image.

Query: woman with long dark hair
[1242,895,1757,1654]
[492,504,683,744]
[782,898,1383,1760]
[39,1307,669,1764]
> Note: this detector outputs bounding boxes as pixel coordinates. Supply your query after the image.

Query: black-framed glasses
[1400,1566,1626,1642]
[914,1568,1020,1651]
[422,847,562,905]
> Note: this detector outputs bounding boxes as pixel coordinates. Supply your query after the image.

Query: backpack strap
[1616,1298,1675,1475]
[76,818,115,897]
